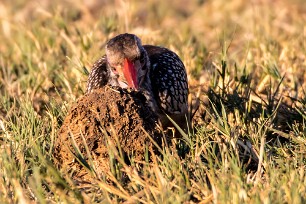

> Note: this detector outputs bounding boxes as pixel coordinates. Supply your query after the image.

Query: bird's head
[105,33,149,89]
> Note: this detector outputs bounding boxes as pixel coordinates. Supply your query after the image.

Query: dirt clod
[53,87,164,181]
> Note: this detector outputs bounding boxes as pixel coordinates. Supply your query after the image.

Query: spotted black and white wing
[144,45,189,115]
[86,56,109,93]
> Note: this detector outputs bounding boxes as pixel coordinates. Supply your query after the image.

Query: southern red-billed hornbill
[86,33,189,134]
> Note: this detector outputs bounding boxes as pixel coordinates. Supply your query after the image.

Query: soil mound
[53,87,164,181]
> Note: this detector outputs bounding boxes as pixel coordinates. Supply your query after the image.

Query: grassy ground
[0,0,306,203]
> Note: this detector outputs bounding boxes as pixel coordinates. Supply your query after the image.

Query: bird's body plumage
[86,34,189,134]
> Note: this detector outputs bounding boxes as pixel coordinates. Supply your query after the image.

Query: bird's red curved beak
[123,58,138,89]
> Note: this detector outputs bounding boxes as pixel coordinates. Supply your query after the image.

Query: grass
[0,0,306,203]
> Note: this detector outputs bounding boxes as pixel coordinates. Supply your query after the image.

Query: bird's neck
[138,60,159,113]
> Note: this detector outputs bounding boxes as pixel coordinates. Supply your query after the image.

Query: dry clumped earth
[53,87,166,182]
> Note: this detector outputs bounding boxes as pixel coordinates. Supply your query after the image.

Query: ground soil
[53,87,165,182]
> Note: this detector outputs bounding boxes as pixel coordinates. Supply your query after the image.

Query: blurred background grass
[0,0,306,203]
